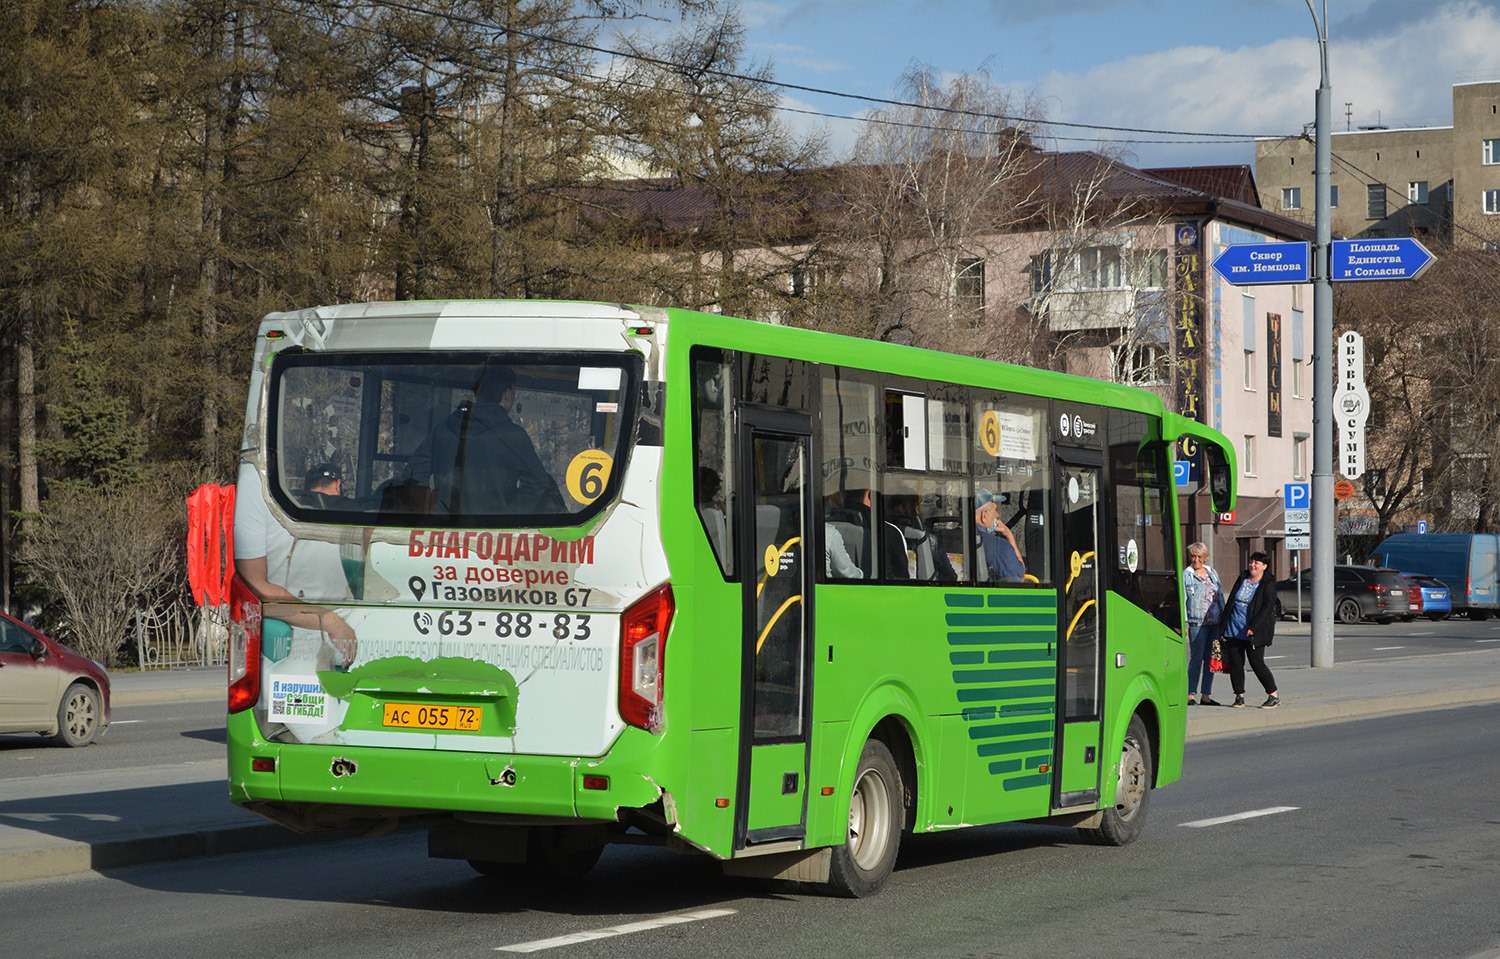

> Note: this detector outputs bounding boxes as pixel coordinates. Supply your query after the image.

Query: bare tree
[20,483,186,666]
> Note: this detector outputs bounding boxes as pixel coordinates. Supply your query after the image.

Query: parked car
[1401,576,1423,622]
[0,611,110,746]
[1405,574,1453,621]
[1275,565,1413,624]
[1368,533,1499,619]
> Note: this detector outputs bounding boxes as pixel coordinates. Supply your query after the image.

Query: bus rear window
[268,351,640,527]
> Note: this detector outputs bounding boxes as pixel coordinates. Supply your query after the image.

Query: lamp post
[1307,0,1335,667]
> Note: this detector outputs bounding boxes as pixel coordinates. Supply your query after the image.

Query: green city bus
[225,300,1236,897]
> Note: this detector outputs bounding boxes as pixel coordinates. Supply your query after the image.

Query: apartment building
[1255,79,1500,247]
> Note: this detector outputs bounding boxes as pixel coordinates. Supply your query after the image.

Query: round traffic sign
[1334,479,1356,500]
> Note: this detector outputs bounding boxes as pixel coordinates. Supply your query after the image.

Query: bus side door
[733,411,814,850]
[1053,450,1104,809]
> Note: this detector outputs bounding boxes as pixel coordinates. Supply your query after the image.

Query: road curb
[1187,686,1500,738]
[1,822,359,885]
[112,687,224,707]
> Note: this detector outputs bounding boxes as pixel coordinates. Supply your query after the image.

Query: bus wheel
[1080,714,1152,847]
[1336,597,1362,624]
[825,739,902,898]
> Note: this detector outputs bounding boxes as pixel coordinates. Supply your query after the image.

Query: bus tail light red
[620,584,674,732]
[227,574,263,714]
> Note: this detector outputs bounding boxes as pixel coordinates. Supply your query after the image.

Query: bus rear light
[583,776,609,791]
[620,584,674,732]
[252,757,276,772]
[227,574,263,714]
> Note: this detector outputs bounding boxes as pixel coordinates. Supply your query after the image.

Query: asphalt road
[1266,614,1500,664]
[3,704,1498,959]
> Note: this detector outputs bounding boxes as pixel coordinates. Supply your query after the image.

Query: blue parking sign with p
[1285,483,1310,510]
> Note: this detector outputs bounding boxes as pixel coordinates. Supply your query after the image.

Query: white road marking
[496,908,737,953]
[1409,631,1435,636]
[1180,806,1299,828]
[1265,655,1287,660]
[1373,646,1405,651]
[110,720,143,725]
[1477,639,1500,644]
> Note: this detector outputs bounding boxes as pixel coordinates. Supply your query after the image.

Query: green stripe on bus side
[946,629,1053,645]
[955,685,1054,703]
[953,666,1056,684]
[1002,772,1052,791]
[961,703,1054,721]
[976,737,1051,758]
[988,594,1056,608]
[988,759,1023,774]
[949,651,984,665]
[967,718,1054,740]
[944,594,984,608]
[988,648,1056,663]
[945,612,1055,627]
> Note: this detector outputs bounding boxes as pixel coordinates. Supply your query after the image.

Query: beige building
[1255,79,1500,246]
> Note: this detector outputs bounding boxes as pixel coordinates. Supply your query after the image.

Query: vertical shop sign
[1266,312,1283,438]
[1173,222,1205,468]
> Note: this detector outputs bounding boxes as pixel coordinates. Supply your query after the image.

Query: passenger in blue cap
[975,487,1026,583]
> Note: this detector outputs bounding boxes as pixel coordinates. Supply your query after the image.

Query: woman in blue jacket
[1220,552,1281,709]
[1182,542,1223,706]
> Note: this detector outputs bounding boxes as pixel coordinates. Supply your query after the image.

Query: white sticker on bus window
[595,402,619,413]
[578,367,621,391]
[269,674,328,723]
[999,412,1036,460]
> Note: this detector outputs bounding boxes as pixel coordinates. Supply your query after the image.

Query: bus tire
[1079,714,1151,847]
[824,738,902,898]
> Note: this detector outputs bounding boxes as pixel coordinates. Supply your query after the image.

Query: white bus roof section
[259,300,669,353]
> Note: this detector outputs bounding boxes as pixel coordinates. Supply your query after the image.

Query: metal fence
[135,599,227,670]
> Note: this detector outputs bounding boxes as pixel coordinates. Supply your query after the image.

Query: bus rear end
[226,300,685,876]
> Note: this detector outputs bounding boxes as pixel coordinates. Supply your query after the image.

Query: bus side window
[820,368,879,582]
[971,396,1050,585]
[692,348,736,578]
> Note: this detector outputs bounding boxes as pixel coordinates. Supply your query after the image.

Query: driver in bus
[975,487,1026,583]
[408,366,564,515]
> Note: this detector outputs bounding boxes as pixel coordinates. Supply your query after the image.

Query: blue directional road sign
[1284,482,1310,510]
[1330,237,1435,282]
[1212,242,1311,285]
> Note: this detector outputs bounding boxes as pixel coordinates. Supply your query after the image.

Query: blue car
[1405,574,1452,621]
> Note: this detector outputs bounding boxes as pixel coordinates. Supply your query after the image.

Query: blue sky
[722,0,1500,168]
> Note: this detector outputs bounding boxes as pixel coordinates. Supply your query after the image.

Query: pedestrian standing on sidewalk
[1182,542,1223,706]
[1219,551,1280,708]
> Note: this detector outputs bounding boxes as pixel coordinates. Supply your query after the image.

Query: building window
[792,262,828,297]
[1281,187,1302,211]
[1367,183,1387,219]
[1078,246,1123,289]
[1364,468,1387,501]
[1293,435,1309,481]
[1244,351,1256,391]
[1243,435,1256,477]
[1292,358,1305,398]
[1113,342,1167,386]
[1486,190,1500,215]
[1133,249,1168,288]
[1485,139,1500,165]
[1408,181,1429,204]
[955,258,985,327]
[1330,184,1339,208]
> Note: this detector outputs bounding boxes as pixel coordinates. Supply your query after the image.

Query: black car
[1276,565,1413,624]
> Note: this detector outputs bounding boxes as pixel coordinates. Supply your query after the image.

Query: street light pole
[1307,0,1335,667]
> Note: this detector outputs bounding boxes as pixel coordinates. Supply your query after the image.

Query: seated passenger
[975,487,1026,583]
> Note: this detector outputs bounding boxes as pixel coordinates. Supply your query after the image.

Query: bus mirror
[1205,444,1233,513]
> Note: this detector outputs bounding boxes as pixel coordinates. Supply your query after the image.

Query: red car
[0,611,110,746]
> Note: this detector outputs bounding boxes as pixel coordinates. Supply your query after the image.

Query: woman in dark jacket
[1220,551,1280,708]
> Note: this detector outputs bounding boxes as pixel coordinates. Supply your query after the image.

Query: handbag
[1208,638,1225,672]
[1203,589,1223,626]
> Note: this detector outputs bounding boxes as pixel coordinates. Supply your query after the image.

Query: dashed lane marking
[1373,646,1406,651]
[496,908,738,953]
[1180,806,1299,828]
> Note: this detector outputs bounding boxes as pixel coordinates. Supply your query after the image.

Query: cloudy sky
[724,0,1500,168]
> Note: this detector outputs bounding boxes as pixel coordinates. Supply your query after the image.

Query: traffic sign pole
[1309,0,1335,668]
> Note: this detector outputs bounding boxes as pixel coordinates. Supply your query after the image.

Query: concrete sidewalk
[3,640,1499,887]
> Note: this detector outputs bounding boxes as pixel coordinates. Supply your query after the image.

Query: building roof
[1145,165,1261,207]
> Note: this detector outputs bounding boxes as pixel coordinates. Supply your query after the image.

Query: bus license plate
[382,703,482,731]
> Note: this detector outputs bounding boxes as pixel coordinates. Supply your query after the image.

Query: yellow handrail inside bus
[756,595,803,654]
